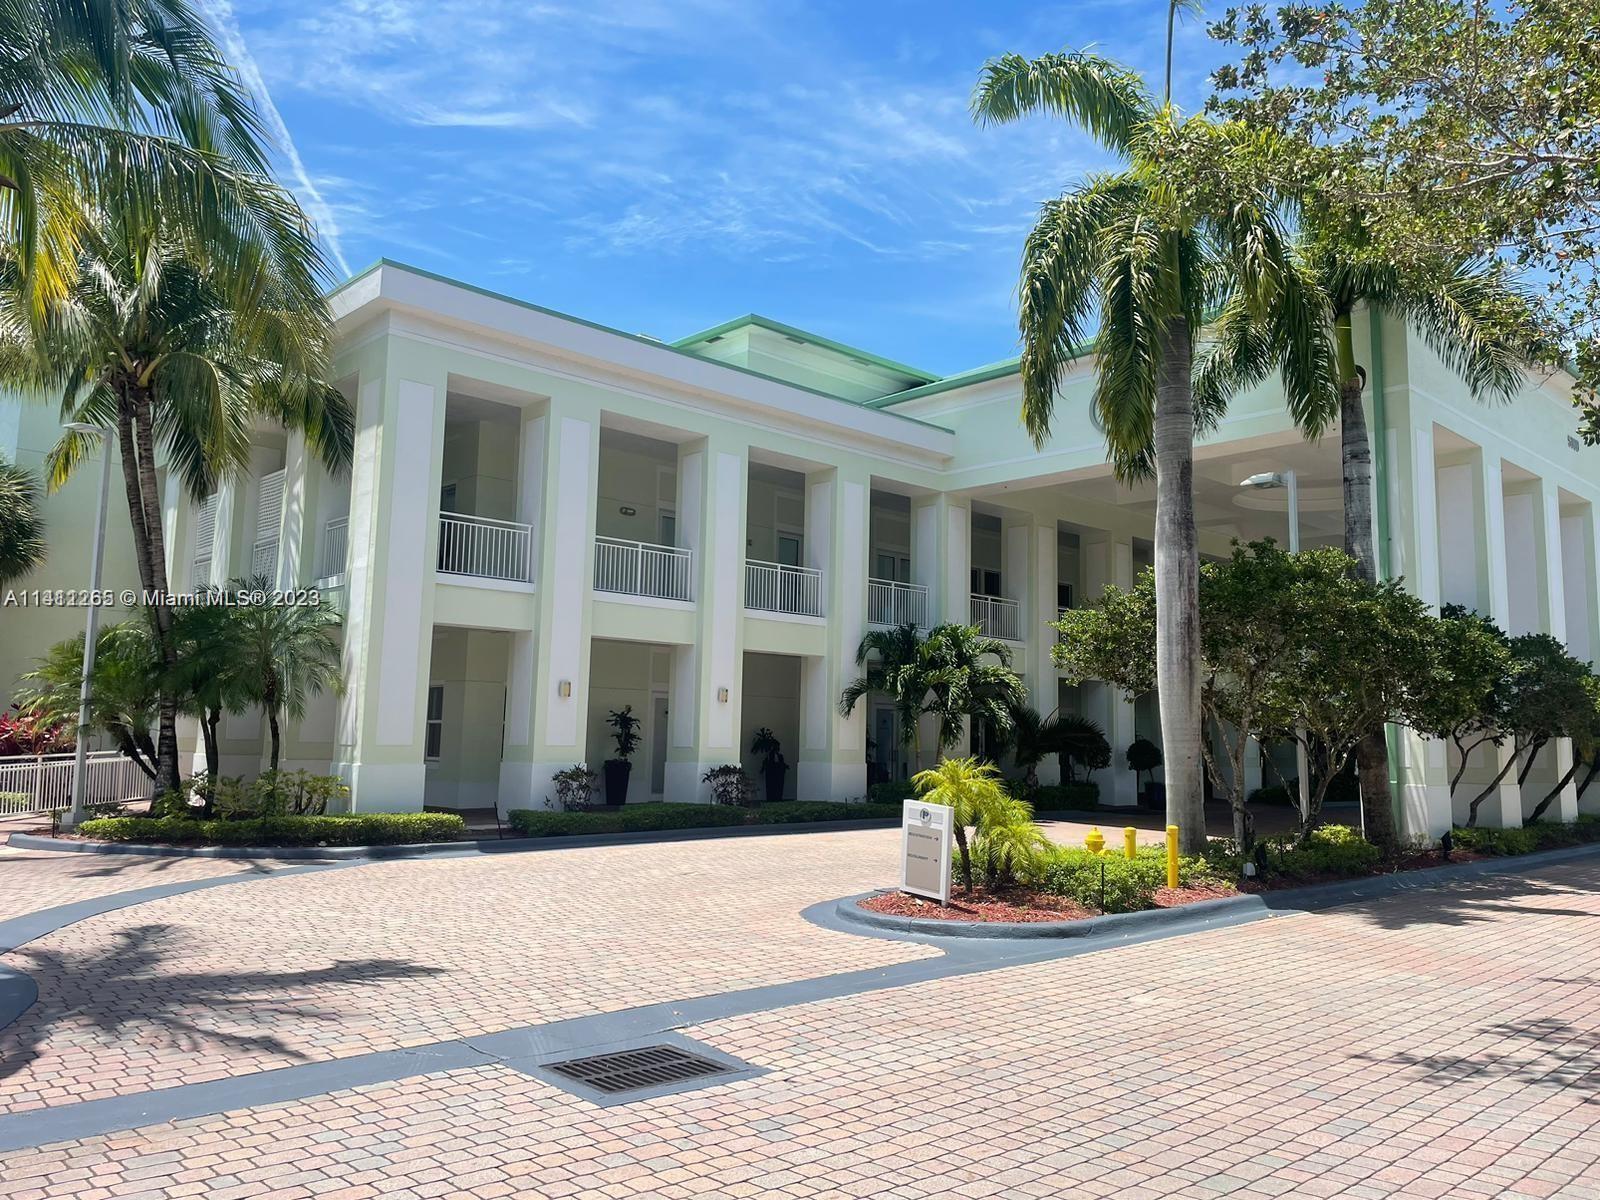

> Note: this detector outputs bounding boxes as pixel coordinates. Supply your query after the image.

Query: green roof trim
[864,356,1025,407]
[672,314,938,384]
[328,260,954,436]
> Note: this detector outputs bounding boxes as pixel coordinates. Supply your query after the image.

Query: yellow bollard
[1085,826,1105,856]
[1165,824,1180,889]
[1124,827,1137,860]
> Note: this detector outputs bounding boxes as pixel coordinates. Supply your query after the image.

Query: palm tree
[0,0,324,308]
[226,576,343,774]
[0,453,46,583]
[20,618,161,779]
[911,756,1044,893]
[166,590,251,785]
[919,623,1027,758]
[840,622,928,771]
[972,50,1332,853]
[0,202,352,793]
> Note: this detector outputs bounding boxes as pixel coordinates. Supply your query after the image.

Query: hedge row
[867,780,1103,810]
[507,800,902,838]
[1450,814,1600,857]
[78,812,467,847]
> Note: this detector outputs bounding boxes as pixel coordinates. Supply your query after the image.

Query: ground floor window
[425,685,444,760]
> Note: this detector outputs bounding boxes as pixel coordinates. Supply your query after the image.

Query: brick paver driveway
[2,827,1598,1199]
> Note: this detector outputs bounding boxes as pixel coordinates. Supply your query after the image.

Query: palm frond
[971,50,1152,154]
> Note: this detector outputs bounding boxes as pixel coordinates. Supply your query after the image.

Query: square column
[798,465,870,800]
[1028,521,1061,786]
[911,493,970,627]
[335,349,450,813]
[1477,450,1524,826]
[1082,532,1137,807]
[276,430,321,590]
[664,437,749,802]
[498,402,599,814]
[1535,480,1579,824]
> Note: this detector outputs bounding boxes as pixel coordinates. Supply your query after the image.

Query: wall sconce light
[558,679,572,698]
[619,505,637,516]
[716,686,729,703]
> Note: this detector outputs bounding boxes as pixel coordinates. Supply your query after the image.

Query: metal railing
[320,517,349,580]
[868,578,928,628]
[0,751,156,815]
[971,593,1022,641]
[745,560,823,617]
[1056,604,1071,643]
[593,536,693,601]
[250,539,278,581]
[438,513,534,583]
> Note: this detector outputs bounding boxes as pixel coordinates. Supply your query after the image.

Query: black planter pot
[603,759,632,806]
[762,761,788,805]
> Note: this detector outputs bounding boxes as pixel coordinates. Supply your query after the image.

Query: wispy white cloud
[199,0,352,276]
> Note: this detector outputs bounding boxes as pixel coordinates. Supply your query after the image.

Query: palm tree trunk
[1153,315,1206,855]
[268,709,281,774]
[1336,316,1397,852]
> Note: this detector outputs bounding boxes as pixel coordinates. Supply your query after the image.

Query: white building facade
[4,259,1597,839]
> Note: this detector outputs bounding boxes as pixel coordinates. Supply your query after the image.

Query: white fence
[320,517,348,580]
[970,593,1022,641]
[438,513,534,583]
[0,751,155,815]
[867,578,928,629]
[745,560,823,617]
[593,536,693,601]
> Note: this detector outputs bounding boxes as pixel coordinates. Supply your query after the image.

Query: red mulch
[1153,882,1237,907]
[1238,847,1491,893]
[860,887,1096,923]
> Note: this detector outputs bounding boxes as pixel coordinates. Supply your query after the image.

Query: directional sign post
[901,799,953,905]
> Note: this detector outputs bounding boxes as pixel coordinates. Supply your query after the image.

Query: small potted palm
[603,706,641,806]
[750,727,788,805]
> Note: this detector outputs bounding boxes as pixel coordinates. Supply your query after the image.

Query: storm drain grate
[544,1045,734,1096]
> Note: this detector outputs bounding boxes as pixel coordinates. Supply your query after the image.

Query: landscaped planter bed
[507,800,902,837]
[858,880,1237,924]
[74,812,468,847]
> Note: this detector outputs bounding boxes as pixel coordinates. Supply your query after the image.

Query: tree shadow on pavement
[67,854,277,880]
[1353,1015,1600,1102]
[1283,865,1600,931]
[0,924,445,1088]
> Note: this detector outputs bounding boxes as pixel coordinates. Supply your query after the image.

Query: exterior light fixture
[716,687,729,703]
[619,505,637,516]
[558,679,572,698]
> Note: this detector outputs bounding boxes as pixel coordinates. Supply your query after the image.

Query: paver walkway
[1,828,1597,1199]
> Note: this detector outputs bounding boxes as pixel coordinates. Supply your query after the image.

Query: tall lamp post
[63,422,114,831]
[1238,470,1311,823]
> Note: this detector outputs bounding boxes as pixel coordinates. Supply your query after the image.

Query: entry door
[873,706,901,783]
[650,694,669,795]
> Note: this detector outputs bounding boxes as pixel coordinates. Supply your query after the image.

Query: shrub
[505,800,904,838]
[1040,847,1164,914]
[508,810,623,837]
[1029,782,1101,811]
[549,764,598,812]
[868,780,914,804]
[620,802,747,831]
[702,764,750,806]
[78,812,465,847]
[1451,825,1543,856]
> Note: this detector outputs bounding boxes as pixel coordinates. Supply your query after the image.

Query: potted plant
[603,706,641,806]
[750,727,788,805]
[702,763,751,806]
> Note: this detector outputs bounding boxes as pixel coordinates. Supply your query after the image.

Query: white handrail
[438,512,534,583]
[971,593,1022,641]
[250,539,278,581]
[867,578,928,628]
[0,751,155,814]
[320,517,349,580]
[745,560,823,617]
[594,536,693,601]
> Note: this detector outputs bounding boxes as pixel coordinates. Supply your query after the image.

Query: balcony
[594,536,692,602]
[438,512,534,583]
[745,560,823,618]
[319,517,349,581]
[868,578,928,629]
[971,593,1022,641]
[250,539,278,581]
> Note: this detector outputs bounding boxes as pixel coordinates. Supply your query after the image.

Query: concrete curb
[833,840,1600,940]
[7,817,903,862]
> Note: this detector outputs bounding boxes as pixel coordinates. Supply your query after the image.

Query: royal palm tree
[0,0,324,308]
[0,453,45,583]
[972,49,1332,853]
[226,575,343,774]
[0,201,352,793]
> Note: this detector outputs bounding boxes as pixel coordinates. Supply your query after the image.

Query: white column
[1028,521,1061,786]
[1537,481,1580,824]
[664,437,748,802]
[1082,532,1138,807]
[798,466,870,800]
[1476,450,1523,828]
[276,431,319,589]
[498,403,598,815]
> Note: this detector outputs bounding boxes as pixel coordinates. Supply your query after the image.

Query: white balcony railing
[438,513,534,583]
[745,560,823,617]
[250,539,278,581]
[320,517,349,580]
[0,751,156,815]
[1056,604,1070,643]
[868,578,928,629]
[594,536,692,601]
[971,593,1022,641]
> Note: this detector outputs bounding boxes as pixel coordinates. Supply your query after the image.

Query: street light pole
[64,423,114,831]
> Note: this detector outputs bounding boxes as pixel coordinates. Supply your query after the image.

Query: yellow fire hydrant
[1124,827,1138,860]
[1085,826,1105,856]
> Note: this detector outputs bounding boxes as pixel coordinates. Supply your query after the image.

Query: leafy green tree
[911,756,1046,893]
[0,453,45,584]
[0,202,352,793]
[1527,673,1600,822]
[224,577,343,774]
[19,618,161,778]
[0,0,325,309]
[1476,633,1598,824]
[1126,736,1163,794]
[972,45,1333,854]
[1408,605,1519,806]
[1207,0,1597,432]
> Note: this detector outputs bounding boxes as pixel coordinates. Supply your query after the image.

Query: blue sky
[211,0,1228,377]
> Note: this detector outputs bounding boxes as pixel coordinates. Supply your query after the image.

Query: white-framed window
[425,685,444,760]
[776,531,802,567]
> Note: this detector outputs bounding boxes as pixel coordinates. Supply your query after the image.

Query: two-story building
[4,259,1597,839]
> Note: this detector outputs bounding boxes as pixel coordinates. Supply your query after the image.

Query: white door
[649,694,669,795]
